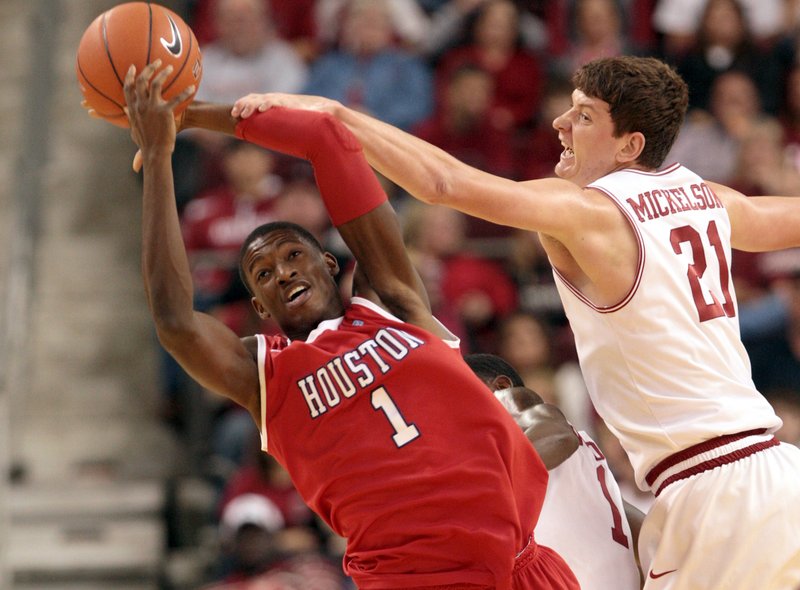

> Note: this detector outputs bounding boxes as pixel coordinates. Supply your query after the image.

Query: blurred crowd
[158,0,800,587]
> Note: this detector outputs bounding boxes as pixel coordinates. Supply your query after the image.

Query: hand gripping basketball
[123,60,195,171]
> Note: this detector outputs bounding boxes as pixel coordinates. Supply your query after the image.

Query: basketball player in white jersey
[465,353,643,590]
[233,55,800,589]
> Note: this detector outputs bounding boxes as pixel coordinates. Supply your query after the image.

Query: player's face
[242,229,343,340]
[552,89,632,187]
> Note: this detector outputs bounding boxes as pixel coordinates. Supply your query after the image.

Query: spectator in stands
[181,140,282,319]
[421,0,549,62]
[219,434,314,530]
[665,69,764,183]
[209,492,347,589]
[435,0,545,131]
[673,0,788,115]
[190,0,319,63]
[175,0,308,207]
[652,0,788,59]
[518,75,574,181]
[401,201,517,352]
[314,0,431,52]
[304,0,434,131]
[779,64,800,170]
[195,0,308,104]
[413,63,516,178]
[551,0,634,79]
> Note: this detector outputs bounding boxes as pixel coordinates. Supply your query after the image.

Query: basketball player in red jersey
[118,61,578,590]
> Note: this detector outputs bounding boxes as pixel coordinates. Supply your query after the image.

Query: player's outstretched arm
[231,94,588,242]
[710,181,800,252]
[124,62,261,420]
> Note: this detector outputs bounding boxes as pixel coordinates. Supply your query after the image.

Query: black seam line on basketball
[77,56,126,113]
[163,21,192,94]
[146,2,153,66]
[101,11,125,88]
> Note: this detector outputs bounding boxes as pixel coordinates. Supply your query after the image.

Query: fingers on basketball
[76,2,202,129]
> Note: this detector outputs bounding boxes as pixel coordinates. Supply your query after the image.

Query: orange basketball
[76,2,202,128]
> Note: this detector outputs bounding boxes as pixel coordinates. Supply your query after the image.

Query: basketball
[76,2,202,128]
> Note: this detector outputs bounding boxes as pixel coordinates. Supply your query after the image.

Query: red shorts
[405,541,579,590]
[512,541,580,590]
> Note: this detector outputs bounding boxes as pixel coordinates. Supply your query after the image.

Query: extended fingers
[165,83,195,113]
[231,93,269,118]
[149,64,173,103]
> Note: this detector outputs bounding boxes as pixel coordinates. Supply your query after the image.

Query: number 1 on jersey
[371,387,420,447]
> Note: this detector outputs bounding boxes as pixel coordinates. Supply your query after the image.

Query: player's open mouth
[286,284,310,307]
[560,146,575,160]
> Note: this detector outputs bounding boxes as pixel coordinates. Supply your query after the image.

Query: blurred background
[3,0,800,588]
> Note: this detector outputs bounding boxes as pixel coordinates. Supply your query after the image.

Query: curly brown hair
[572,56,689,169]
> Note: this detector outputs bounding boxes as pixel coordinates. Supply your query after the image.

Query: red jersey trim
[552,186,645,313]
[645,429,777,496]
[615,163,682,177]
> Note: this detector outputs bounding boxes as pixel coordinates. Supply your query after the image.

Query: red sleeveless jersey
[256,298,548,589]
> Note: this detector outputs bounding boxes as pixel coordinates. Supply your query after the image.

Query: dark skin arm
[489,379,580,471]
[124,63,262,421]
[523,404,581,471]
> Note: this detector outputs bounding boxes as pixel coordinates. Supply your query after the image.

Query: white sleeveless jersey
[554,164,781,489]
[536,431,640,590]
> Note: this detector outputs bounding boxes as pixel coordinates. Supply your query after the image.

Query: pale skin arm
[232,94,637,305]
[710,182,800,252]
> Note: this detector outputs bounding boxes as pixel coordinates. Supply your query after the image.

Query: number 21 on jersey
[671,220,735,322]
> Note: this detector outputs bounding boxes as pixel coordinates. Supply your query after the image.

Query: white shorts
[639,441,800,589]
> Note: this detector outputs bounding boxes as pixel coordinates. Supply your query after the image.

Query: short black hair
[237,221,325,296]
[463,353,525,388]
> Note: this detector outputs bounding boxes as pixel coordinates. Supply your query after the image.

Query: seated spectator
[219,439,315,530]
[190,0,318,62]
[176,0,309,205]
[436,0,545,131]
[413,63,516,178]
[652,0,787,59]
[517,75,574,181]
[314,0,431,52]
[208,493,347,589]
[195,0,308,103]
[181,140,282,318]
[674,0,787,115]
[401,201,517,351]
[304,0,434,131]
[422,0,549,61]
[664,69,765,183]
[551,0,635,79]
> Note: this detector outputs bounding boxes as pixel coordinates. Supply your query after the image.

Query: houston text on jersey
[296,327,426,418]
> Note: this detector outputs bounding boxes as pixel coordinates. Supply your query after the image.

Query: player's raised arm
[230,106,445,338]
[124,63,261,420]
